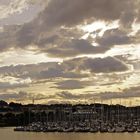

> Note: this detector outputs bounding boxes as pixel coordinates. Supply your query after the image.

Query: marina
[13,103,140,133]
[13,121,140,133]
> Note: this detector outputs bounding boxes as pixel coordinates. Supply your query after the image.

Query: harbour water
[1,127,140,140]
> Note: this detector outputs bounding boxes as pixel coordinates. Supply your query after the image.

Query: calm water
[1,127,140,140]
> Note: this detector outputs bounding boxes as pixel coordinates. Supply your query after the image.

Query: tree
[0,100,8,107]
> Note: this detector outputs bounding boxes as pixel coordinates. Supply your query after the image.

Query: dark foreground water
[1,127,140,140]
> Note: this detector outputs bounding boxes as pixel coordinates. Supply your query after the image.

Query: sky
[0,0,140,105]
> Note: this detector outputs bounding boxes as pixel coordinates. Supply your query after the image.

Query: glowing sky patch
[0,49,62,66]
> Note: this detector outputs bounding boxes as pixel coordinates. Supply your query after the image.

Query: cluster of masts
[14,120,140,133]
[14,102,140,133]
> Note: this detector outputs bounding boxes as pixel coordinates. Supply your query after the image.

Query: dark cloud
[0,0,11,5]
[133,30,140,44]
[35,67,88,79]
[36,67,63,79]
[3,84,139,102]
[0,59,79,79]
[16,24,36,47]
[96,28,132,47]
[18,56,128,80]
[54,80,90,90]
[0,0,139,57]
[0,81,29,90]
[57,91,82,100]
[0,90,50,101]
[0,56,128,91]
[46,99,67,105]
[0,25,18,51]
[119,10,136,29]
[0,62,58,76]
[82,57,128,73]
[92,86,140,100]
[136,1,140,22]
[0,91,28,101]
[62,57,128,73]
[0,0,139,103]
[56,91,94,100]
[41,0,136,28]
[46,39,110,58]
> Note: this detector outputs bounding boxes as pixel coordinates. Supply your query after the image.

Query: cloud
[0,25,135,58]
[46,39,110,58]
[57,91,82,99]
[96,28,132,47]
[62,56,128,73]
[0,25,18,52]
[0,0,11,5]
[0,79,30,90]
[0,0,139,56]
[0,0,140,104]
[0,62,58,76]
[0,91,33,101]
[0,56,129,91]
[0,0,46,20]
[20,56,129,77]
[0,61,89,90]
[92,86,140,100]
[0,90,49,101]
[57,91,94,100]
[3,84,139,103]
[0,91,27,101]
[82,57,128,73]
[0,0,28,19]
[0,1,47,29]
[54,80,90,90]
[41,0,136,28]
[50,85,140,103]
[37,68,88,79]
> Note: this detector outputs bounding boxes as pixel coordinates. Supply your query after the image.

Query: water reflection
[0,128,140,140]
